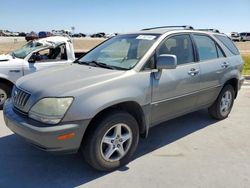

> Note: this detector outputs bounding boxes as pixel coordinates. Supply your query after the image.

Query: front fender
[64,86,150,121]
[63,71,152,121]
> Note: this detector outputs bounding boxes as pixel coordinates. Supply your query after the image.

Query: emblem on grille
[13,89,18,99]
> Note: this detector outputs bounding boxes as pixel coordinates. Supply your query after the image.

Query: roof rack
[141,25,194,31]
[197,29,220,33]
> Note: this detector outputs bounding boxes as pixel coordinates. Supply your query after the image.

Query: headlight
[28,97,73,124]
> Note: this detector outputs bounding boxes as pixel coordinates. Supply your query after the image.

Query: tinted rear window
[214,35,240,55]
[193,35,218,61]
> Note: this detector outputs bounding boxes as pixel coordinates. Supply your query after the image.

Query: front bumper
[3,99,90,153]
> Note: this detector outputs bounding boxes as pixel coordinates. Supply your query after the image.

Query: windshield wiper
[78,60,129,70]
[78,60,116,70]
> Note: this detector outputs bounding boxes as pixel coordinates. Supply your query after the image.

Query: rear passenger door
[192,34,227,107]
[151,34,200,125]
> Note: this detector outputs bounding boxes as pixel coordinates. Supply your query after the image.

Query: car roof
[35,36,71,46]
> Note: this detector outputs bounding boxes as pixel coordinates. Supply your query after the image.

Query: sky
[0,0,250,34]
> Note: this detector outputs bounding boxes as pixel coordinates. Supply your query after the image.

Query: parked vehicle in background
[38,31,52,38]
[3,26,244,171]
[79,33,86,37]
[91,32,106,38]
[72,33,81,38]
[72,33,86,38]
[240,32,250,42]
[25,32,38,41]
[105,33,118,38]
[52,30,72,36]
[230,32,241,42]
[0,36,86,109]
[18,32,27,37]
[0,30,18,37]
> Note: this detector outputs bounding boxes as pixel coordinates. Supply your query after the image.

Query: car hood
[16,64,125,97]
[0,54,13,61]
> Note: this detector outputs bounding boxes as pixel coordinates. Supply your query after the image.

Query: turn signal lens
[57,133,75,140]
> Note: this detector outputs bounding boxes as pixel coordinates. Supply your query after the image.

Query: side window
[214,35,240,55]
[157,34,194,65]
[30,48,50,62]
[193,35,218,61]
[29,44,67,63]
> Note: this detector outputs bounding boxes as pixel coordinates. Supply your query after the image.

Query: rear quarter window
[214,35,240,55]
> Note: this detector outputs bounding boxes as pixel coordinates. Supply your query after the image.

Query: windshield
[77,34,159,70]
[11,41,49,59]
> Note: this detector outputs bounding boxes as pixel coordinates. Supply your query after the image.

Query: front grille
[12,87,30,109]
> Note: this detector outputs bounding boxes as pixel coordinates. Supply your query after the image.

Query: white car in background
[105,33,118,38]
[0,36,81,109]
[240,32,250,42]
[228,32,241,42]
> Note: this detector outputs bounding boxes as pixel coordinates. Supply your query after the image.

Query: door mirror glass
[156,54,177,69]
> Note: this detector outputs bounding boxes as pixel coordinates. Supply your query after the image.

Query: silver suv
[3,26,245,171]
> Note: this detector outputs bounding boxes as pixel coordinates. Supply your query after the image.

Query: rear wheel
[81,111,139,171]
[0,83,11,110]
[208,85,235,120]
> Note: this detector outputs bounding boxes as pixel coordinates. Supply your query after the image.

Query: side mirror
[28,54,38,63]
[28,58,36,63]
[156,54,177,70]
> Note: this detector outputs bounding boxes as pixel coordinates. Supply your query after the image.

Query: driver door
[151,34,201,126]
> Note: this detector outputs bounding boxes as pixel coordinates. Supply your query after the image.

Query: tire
[81,111,139,171]
[0,83,12,110]
[208,85,235,120]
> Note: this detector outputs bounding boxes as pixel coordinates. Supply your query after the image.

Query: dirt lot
[0,37,249,55]
[236,41,250,55]
[0,37,105,54]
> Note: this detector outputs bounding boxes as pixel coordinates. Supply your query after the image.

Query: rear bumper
[3,99,90,153]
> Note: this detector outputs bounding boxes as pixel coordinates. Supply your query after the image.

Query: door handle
[221,62,229,69]
[188,68,199,76]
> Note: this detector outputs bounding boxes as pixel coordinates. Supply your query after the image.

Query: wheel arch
[224,78,238,98]
[82,101,148,143]
[0,77,14,89]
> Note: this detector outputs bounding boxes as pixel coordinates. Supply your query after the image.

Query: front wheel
[81,111,139,171]
[208,85,235,120]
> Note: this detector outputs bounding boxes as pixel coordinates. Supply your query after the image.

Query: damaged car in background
[0,36,84,109]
